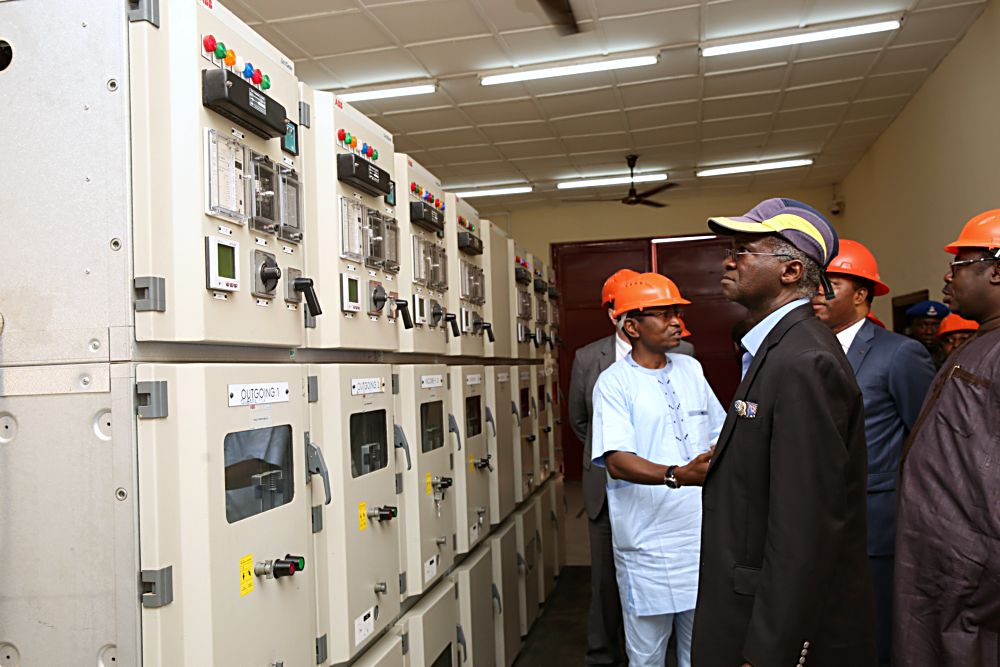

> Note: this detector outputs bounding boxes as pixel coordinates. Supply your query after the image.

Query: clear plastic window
[340,196,364,261]
[536,299,548,324]
[460,260,473,300]
[383,217,400,273]
[279,167,302,242]
[465,395,482,438]
[412,236,428,285]
[205,129,246,223]
[350,410,388,478]
[365,208,385,269]
[420,400,445,453]
[518,290,532,319]
[473,267,485,305]
[520,387,530,417]
[537,383,545,408]
[430,646,452,667]
[224,425,294,524]
[248,151,278,232]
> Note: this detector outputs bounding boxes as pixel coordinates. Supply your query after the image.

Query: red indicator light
[411,182,417,193]
[338,128,346,142]
[203,35,217,52]
[251,68,263,85]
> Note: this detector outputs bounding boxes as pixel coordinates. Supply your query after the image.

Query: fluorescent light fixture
[696,158,813,177]
[455,186,534,198]
[652,235,716,244]
[338,84,436,102]
[702,19,900,57]
[481,55,658,86]
[557,173,668,190]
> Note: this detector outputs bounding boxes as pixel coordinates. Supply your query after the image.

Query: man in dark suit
[691,198,877,667]
[569,268,637,666]
[811,239,936,666]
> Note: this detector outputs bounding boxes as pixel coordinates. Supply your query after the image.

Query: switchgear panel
[546,358,565,474]
[537,480,558,601]
[395,580,458,667]
[130,1,318,346]
[445,195,487,357]
[509,241,535,359]
[482,221,513,359]
[514,498,541,636]
[394,155,449,354]
[529,254,552,359]
[547,266,561,358]
[486,366,516,524]
[532,365,552,483]
[136,364,317,665]
[307,364,399,662]
[449,366,491,554]
[490,521,522,667]
[513,367,537,502]
[352,631,405,667]
[451,545,496,666]
[553,476,567,576]
[299,89,404,350]
[393,365,455,599]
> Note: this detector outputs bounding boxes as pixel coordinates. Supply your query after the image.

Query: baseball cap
[708,198,839,268]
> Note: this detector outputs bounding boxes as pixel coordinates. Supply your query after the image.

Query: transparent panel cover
[206,129,246,223]
[224,425,294,523]
[350,410,389,477]
[340,196,364,261]
[420,400,445,453]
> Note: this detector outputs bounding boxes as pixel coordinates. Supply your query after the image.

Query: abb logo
[335,98,344,109]
[201,0,213,8]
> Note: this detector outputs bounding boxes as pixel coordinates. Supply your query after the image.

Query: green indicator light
[261,74,271,90]
[345,132,352,145]
[372,149,379,160]
[214,42,227,59]
[297,557,305,570]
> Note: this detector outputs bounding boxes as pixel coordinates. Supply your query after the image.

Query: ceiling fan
[565,154,678,207]
[536,0,581,36]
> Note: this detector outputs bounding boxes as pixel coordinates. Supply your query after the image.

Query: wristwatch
[664,465,681,489]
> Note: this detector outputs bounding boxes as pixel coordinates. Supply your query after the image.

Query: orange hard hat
[601,269,640,308]
[945,209,1000,255]
[937,314,979,338]
[678,317,692,338]
[612,273,690,318]
[826,239,890,296]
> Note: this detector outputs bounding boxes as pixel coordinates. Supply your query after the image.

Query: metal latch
[394,424,413,470]
[485,406,497,437]
[448,413,462,450]
[304,433,331,505]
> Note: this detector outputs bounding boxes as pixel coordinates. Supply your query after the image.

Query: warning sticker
[424,554,439,583]
[240,554,254,597]
[358,502,368,531]
[355,606,376,646]
[425,471,432,496]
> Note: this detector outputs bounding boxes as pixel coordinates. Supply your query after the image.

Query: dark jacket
[846,319,935,556]
[692,304,878,667]
[568,334,616,521]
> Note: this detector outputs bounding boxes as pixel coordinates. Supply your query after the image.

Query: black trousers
[587,503,627,666]
[870,555,893,667]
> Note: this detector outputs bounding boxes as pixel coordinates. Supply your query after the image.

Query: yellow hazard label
[359,501,368,531]
[240,554,254,597]
[426,471,432,496]
[469,455,475,472]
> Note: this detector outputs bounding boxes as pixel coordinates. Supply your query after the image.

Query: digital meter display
[282,119,298,156]
[217,243,237,279]
[348,277,359,302]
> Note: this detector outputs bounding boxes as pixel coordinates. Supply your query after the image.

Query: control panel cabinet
[553,476,567,575]
[547,265,561,358]
[546,359,564,474]
[537,481,558,601]
[486,366,516,525]
[513,367,538,502]
[393,365,455,600]
[394,154,449,354]
[490,521,522,667]
[514,498,541,637]
[307,364,399,663]
[509,241,535,359]
[482,221,513,358]
[451,545,496,667]
[449,366,491,554]
[395,580,458,667]
[532,365,552,483]
[300,88,404,350]
[131,1,317,346]
[353,631,405,667]
[136,363,317,666]
[529,254,551,359]
[445,195,487,357]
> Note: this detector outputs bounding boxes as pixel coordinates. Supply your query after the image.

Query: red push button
[203,35,217,52]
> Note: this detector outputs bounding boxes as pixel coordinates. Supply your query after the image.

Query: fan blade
[638,199,667,208]
[636,181,678,198]
[563,197,621,203]
[536,0,580,35]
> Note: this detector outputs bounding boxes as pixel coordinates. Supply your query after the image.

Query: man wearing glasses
[894,209,1000,666]
[690,198,877,667]
[590,272,725,667]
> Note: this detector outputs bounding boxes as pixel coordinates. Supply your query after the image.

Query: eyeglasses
[633,308,684,321]
[725,248,793,261]
[948,256,997,271]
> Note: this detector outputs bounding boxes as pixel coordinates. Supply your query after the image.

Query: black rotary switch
[432,476,453,489]
[472,312,483,334]
[259,257,281,292]
[431,301,443,327]
[372,284,388,312]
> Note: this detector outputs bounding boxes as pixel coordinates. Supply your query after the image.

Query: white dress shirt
[835,317,867,354]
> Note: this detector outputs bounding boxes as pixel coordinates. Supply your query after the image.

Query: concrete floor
[562,480,591,566]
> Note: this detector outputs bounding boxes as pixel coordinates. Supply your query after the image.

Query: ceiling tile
[345,87,452,114]
[278,12,392,57]
[916,0,986,8]
[703,64,787,97]
[618,76,701,107]
[599,6,701,52]
[856,70,928,98]
[613,47,701,83]
[408,37,512,76]
[383,106,476,132]
[292,59,344,89]
[521,71,616,96]
[781,79,863,109]
[844,95,907,120]
[697,137,767,167]
[369,0,491,44]
[772,103,846,130]
[474,0,557,32]
[635,142,700,168]
[479,122,553,143]
[702,114,773,139]
[595,0,700,16]
[788,52,879,88]
[703,48,791,74]
[626,102,700,129]
[704,0,809,40]
[871,40,954,76]
[765,125,834,153]
[405,126,487,149]
[803,0,909,24]
[235,0,356,22]
[497,28,605,67]
[315,48,429,88]
[461,98,543,124]
[550,111,625,135]
[793,32,888,61]
[509,156,581,181]
[536,87,620,116]
[702,92,780,119]
[632,123,701,147]
[248,23,310,59]
[495,138,566,160]
[561,133,632,153]
[894,4,985,46]
[426,144,506,162]
[836,116,894,138]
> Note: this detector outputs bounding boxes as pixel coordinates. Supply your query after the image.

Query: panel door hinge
[299,101,312,128]
[392,373,399,395]
[140,566,173,608]
[128,0,160,27]
[136,381,168,419]
[401,632,409,655]
[312,505,323,533]
[134,276,166,312]
[315,634,327,665]
[399,572,407,595]
[307,375,319,403]
[395,473,403,494]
